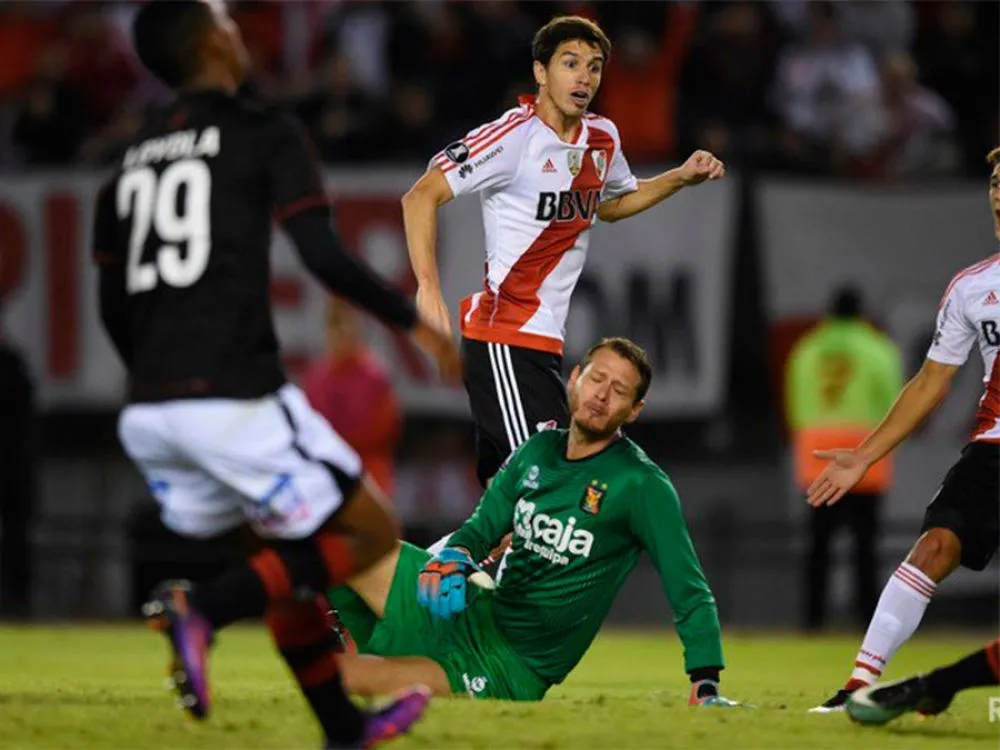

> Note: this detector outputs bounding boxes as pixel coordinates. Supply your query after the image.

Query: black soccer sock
[268,601,365,745]
[925,646,999,700]
[188,534,358,631]
[188,562,270,630]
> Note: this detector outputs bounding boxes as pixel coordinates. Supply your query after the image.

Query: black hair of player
[987,147,1000,169]
[532,16,612,68]
[133,0,216,88]
[580,337,652,404]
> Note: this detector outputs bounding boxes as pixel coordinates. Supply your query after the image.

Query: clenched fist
[677,150,726,186]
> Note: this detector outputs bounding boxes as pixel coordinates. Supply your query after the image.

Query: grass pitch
[0,625,997,749]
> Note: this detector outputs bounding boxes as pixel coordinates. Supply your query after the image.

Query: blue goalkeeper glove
[416,547,486,620]
[688,679,744,707]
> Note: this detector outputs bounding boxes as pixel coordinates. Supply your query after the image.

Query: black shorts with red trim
[461,337,569,487]
[920,441,999,571]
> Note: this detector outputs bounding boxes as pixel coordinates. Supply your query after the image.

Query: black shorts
[921,441,999,571]
[461,338,569,486]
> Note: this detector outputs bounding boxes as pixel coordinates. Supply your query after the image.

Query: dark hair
[988,147,1000,169]
[133,0,215,88]
[579,337,652,404]
[830,286,863,318]
[532,15,612,67]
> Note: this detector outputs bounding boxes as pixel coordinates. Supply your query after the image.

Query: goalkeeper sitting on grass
[327,337,739,705]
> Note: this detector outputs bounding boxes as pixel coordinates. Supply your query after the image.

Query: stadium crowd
[0,0,995,180]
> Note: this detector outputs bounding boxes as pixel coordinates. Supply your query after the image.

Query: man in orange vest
[785,287,902,630]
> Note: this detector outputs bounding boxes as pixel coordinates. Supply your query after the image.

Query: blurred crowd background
[0,0,997,631]
[1,0,996,178]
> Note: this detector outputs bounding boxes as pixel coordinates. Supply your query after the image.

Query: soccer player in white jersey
[806,147,1000,713]
[402,15,725,488]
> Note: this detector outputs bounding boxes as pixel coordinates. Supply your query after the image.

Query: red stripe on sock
[986,638,1000,682]
[854,660,882,677]
[315,532,356,585]
[898,563,936,591]
[249,548,294,601]
[296,652,341,688]
[893,567,936,598]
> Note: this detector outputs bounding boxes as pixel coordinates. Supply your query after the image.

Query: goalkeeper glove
[416,547,486,620]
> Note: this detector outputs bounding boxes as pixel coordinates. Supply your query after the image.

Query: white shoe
[807,688,854,713]
[807,703,846,714]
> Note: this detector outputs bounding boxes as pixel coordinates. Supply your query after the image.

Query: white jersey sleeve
[429,107,531,198]
[928,279,977,366]
[593,118,638,202]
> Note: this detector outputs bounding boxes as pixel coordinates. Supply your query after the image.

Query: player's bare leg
[905,528,962,581]
[344,544,402,618]
[322,543,402,651]
[340,653,453,698]
[810,528,963,713]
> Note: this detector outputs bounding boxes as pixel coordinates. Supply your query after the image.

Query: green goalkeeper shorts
[328,542,549,701]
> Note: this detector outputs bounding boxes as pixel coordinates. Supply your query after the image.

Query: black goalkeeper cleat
[847,675,953,725]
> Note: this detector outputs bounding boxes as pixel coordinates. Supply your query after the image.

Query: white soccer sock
[850,562,937,685]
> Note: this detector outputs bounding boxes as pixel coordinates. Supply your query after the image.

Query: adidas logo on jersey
[542,158,557,174]
[984,291,999,306]
[513,499,594,565]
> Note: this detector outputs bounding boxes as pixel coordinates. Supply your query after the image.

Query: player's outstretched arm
[809,270,975,508]
[807,358,958,507]
[630,474,740,705]
[597,150,725,223]
[266,114,459,379]
[402,168,454,338]
[283,208,460,382]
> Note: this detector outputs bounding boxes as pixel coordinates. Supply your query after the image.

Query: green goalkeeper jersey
[448,429,724,686]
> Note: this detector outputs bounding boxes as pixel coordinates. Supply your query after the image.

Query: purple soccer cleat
[325,685,432,749]
[142,580,214,720]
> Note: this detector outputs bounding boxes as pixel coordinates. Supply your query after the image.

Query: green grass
[0,625,997,749]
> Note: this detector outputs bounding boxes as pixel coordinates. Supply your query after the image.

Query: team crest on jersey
[580,479,607,515]
[591,149,607,181]
[444,141,470,164]
[567,150,582,177]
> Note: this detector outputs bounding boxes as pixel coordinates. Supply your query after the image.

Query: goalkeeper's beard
[572,422,617,443]
[569,410,623,444]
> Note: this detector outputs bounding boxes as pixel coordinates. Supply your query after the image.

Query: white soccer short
[118,383,362,540]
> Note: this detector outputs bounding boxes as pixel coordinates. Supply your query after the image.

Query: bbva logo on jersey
[513,498,594,565]
[535,189,601,223]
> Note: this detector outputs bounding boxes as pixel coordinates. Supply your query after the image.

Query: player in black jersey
[93,2,459,747]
